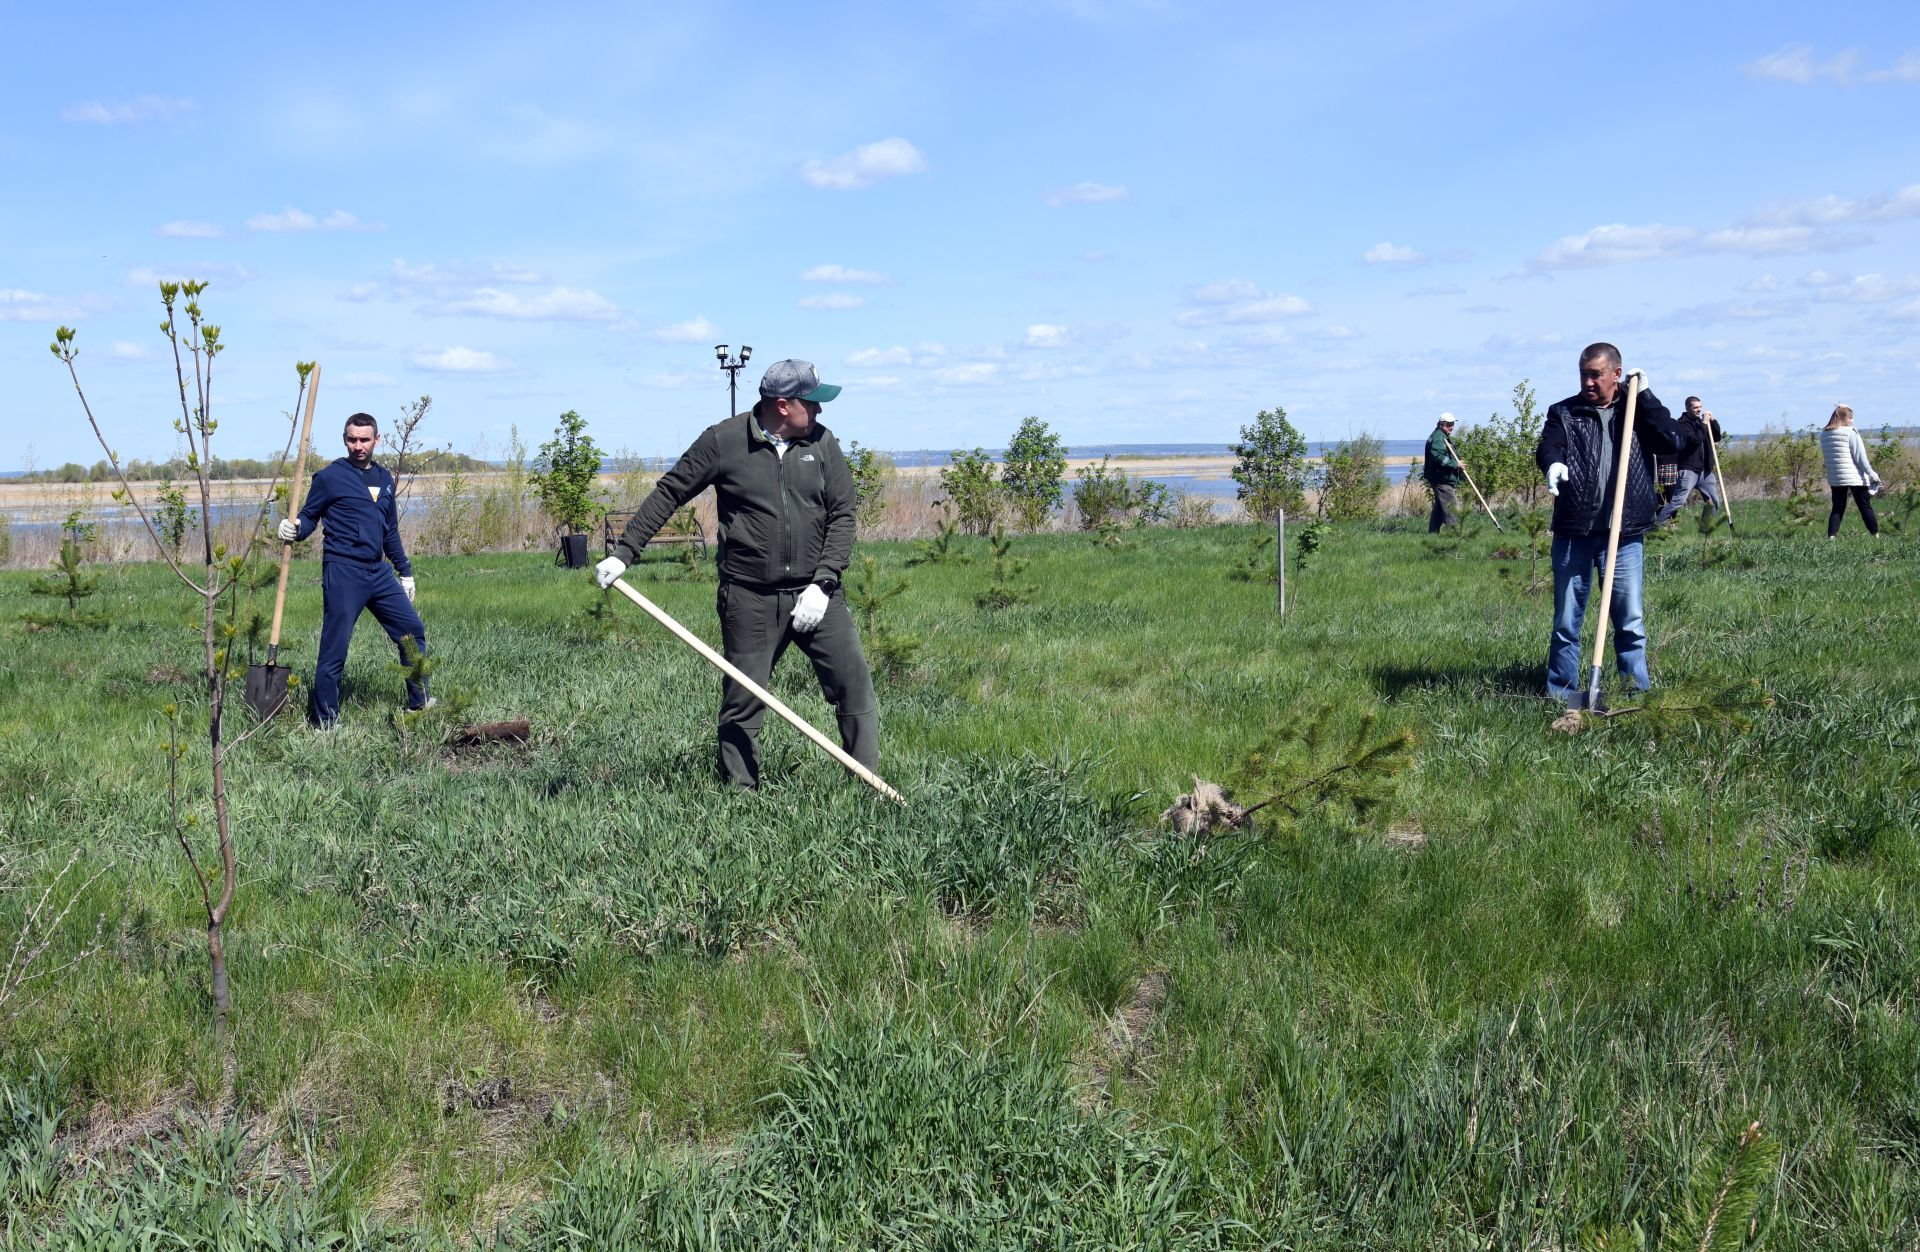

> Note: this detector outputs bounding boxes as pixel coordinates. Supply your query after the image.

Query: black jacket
[1675,414,1724,474]
[1535,388,1691,538]
[612,408,856,590]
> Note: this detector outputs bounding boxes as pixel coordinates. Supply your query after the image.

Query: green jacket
[1423,428,1464,486]
[612,408,857,591]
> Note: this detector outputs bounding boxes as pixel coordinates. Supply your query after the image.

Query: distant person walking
[1423,413,1466,532]
[1820,405,1881,539]
[1534,344,1694,704]
[278,411,432,728]
[1655,396,1725,526]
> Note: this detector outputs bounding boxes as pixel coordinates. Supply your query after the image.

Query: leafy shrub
[939,447,1003,535]
[1230,405,1309,521]
[1000,416,1066,531]
[1318,432,1387,521]
[533,410,606,535]
[846,440,894,531]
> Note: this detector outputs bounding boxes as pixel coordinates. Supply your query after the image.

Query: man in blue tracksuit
[277,412,431,727]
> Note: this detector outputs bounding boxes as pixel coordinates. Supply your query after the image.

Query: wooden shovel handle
[268,364,321,656]
[608,576,905,803]
[1587,371,1641,676]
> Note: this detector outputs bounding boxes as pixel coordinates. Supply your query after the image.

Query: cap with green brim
[758,358,841,403]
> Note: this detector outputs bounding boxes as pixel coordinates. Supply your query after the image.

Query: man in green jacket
[1423,412,1466,532]
[595,359,877,789]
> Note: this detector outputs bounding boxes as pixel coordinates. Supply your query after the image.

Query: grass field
[1,507,1916,1248]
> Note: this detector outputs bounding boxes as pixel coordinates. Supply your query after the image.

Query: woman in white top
[1819,405,1881,538]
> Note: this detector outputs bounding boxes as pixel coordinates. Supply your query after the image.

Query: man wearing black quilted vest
[1534,343,1693,705]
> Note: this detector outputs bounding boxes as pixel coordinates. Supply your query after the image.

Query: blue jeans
[310,561,428,725]
[1548,532,1649,702]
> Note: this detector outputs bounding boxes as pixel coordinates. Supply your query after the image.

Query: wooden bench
[603,509,708,555]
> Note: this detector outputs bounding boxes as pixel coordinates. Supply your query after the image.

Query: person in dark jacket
[277,412,430,727]
[1423,413,1466,532]
[1534,343,1693,704]
[594,359,876,789]
[1655,396,1725,526]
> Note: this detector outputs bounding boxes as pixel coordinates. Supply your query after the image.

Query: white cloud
[1187,278,1263,304]
[799,293,866,310]
[246,207,384,233]
[412,346,509,373]
[488,262,546,284]
[1745,45,1857,85]
[108,341,150,359]
[1799,271,1920,303]
[1015,362,1097,382]
[932,362,1000,384]
[1025,324,1070,348]
[0,289,84,321]
[1870,51,1920,83]
[1748,183,1920,227]
[861,375,903,388]
[1406,284,1466,297]
[432,286,618,321]
[1363,241,1425,264]
[337,372,397,387]
[649,316,718,344]
[1175,293,1313,326]
[800,137,927,190]
[801,264,892,285]
[1044,181,1128,207]
[61,95,195,124]
[1889,298,1920,321]
[1699,225,1866,255]
[1529,223,1697,269]
[1745,274,1780,292]
[346,281,381,301]
[1674,368,1720,383]
[155,220,225,239]
[847,343,946,368]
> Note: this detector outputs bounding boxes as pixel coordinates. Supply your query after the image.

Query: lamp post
[715,344,752,417]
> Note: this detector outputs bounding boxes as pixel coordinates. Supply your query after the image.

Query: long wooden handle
[1587,372,1641,679]
[1703,418,1735,529]
[1441,432,1503,531]
[608,577,905,803]
[267,364,322,658]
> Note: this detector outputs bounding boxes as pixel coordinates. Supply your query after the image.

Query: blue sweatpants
[310,561,428,725]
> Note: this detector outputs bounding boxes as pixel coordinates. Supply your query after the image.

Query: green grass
[1,509,1916,1247]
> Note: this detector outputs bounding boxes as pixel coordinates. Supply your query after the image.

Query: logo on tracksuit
[368,486,381,501]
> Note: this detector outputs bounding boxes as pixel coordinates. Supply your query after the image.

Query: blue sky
[3,1,1917,467]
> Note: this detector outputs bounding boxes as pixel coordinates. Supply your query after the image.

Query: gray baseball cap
[758,358,841,403]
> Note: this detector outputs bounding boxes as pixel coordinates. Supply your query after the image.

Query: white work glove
[790,583,829,633]
[277,518,300,542]
[399,575,416,603]
[594,556,627,589]
[1546,462,1569,496]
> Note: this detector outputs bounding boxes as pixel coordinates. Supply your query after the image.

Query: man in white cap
[595,359,877,789]
[1422,413,1466,532]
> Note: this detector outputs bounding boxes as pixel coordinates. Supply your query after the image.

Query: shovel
[245,363,322,720]
[1702,412,1736,533]
[1441,430,1503,531]
[606,576,905,803]
[1568,368,1642,713]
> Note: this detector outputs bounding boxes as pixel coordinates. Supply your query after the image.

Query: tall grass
[0,506,1914,1246]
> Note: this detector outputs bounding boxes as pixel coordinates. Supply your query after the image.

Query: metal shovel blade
[244,663,293,720]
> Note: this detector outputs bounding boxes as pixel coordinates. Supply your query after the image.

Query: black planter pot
[556,532,589,569]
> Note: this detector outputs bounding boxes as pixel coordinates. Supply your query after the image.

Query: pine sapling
[24,514,107,630]
[974,527,1034,609]
[848,554,921,681]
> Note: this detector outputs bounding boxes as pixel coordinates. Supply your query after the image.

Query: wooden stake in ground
[1703,410,1737,533]
[1441,430,1503,531]
[1575,369,1643,713]
[606,577,905,803]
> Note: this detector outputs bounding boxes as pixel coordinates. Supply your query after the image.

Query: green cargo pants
[716,581,879,789]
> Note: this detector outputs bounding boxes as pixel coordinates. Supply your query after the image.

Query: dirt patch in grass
[146,664,191,685]
[1081,967,1167,1106]
[1383,822,1428,851]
